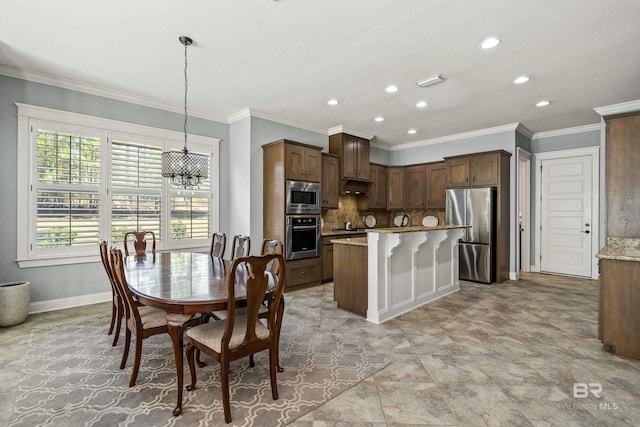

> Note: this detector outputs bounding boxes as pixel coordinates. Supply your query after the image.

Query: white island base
[367,226,467,324]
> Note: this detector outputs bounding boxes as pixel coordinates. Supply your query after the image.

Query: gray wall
[0,75,228,302]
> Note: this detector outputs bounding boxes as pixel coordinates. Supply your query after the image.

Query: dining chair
[210,232,226,258]
[231,234,251,260]
[110,247,203,387]
[261,239,283,275]
[185,254,286,424]
[99,240,123,347]
[123,230,156,257]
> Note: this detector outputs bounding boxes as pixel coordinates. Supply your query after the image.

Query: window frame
[16,103,220,268]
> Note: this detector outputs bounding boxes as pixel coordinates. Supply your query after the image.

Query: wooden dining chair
[185,254,286,424]
[210,232,226,258]
[123,230,156,257]
[99,240,123,347]
[231,234,251,260]
[261,239,283,275]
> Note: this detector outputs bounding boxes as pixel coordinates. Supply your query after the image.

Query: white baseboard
[509,271,519,281]
[29,291,112,314]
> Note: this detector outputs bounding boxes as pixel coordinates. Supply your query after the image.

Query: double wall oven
[285,180,321,260]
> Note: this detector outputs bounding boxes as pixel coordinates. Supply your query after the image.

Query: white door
[540,156,593,277]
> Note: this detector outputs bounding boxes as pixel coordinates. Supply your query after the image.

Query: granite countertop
[596,237,640,262]
[322,229,369,237]
[330,237,368,247]
[366,224,470,234]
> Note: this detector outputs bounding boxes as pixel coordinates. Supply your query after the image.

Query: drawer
[287,258,321,287]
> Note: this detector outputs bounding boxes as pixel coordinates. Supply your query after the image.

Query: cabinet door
[470,153,499,186]
[285,144,306,181]
[321,155,339,208]
[356,138,370,180]
[387,167,405,210]
[304,148,322,182]
[446,157,470,187]
[426,162,446,209]
[373,164,387,208]
[342,134,359,179]
[322,241,334,281]
[404,165,427,209]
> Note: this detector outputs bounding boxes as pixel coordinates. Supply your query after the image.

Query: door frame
[533,146,599,279]
[516,148,532,278]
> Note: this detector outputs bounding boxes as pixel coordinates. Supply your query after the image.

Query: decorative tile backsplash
[321,195,445,232]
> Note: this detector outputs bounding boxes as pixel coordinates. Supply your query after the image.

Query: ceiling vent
[414,74,446,88]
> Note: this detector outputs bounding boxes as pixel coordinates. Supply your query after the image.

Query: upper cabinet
[425,162,446,209]
[358,163,387,210]
[445,151,509,188]
[404,164,427,210]
[605,112,640,237]
[387,167,405,210]
[285,143,322,182]
[329,133,370,181]
[321,153,340,209]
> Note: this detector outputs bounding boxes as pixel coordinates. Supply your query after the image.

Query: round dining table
[123,251,247,416]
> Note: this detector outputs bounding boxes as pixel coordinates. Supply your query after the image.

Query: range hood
[341,178,372,195]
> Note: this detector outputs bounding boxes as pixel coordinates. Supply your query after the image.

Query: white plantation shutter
[34,128,101,249]
[111,140,163,243]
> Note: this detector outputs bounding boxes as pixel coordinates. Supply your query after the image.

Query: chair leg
[275,297,285,372]
[196,348,206,367]
[249,353,255,367]
[111,301,123,347]
[120,328,131,369]
[186,343,197,391]
[129,332,143,387]
[108,297,116,335]
[221,358,232,423]
[269,347,279,400]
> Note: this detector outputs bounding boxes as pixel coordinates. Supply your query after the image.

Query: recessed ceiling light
[327,99,338,106]
[514,76,530,84]
[408,129,417,134]
[416,101,428,108]
[374,116,384,122]
[536,100,550,107]
[385,85,398,93]
[481,37,500,49]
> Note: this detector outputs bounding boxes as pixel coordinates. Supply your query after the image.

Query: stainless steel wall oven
[285,215,321,260]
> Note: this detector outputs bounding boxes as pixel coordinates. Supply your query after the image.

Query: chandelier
[161,36,209,188]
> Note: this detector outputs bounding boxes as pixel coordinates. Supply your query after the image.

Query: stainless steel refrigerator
[445,187,496,283]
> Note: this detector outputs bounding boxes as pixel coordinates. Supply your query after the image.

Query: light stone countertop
[330,237,367,247]
[596,237,640,262]
[366,224,470,234]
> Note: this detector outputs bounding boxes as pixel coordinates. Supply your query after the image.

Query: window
[16,104,220,267]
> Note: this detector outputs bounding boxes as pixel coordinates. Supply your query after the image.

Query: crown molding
[594,99,640,116]
[388,123,521,152]
[370,140,392,151]
[227,107,251,124]
[227,107,328,135]
[327,125,374,140]
[0,64,227,123]
[515,123,533,139]
[532,123,601,140]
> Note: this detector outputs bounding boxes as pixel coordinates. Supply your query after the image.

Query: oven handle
[291,225,319,231]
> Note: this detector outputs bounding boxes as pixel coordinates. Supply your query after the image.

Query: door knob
[580,230,590,234]
[585,223,590,227]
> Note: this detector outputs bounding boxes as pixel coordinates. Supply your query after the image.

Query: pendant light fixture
[161,36,209,188]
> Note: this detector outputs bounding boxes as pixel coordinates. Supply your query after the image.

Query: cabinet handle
[301,271,307,275]
[473,176,476,182]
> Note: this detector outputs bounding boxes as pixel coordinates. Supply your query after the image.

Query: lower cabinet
[322,234,366,283]
[599,258,640,360]
[333,242,368,317]
[286,257,321,289]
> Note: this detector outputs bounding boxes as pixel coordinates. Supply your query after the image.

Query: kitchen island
[332,225,468,323]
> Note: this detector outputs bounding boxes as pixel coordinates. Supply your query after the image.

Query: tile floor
[2,272,639,426]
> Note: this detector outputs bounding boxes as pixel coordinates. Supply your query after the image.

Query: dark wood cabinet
[605,113,640,237]
[322,234,366,282]
[333,242,368,316]
[445,151,503,188]
[599,258,640,360]
[425,162,446,209]
[404,164,427,210]
[358,163,387,210]
[329,133,370,180]
[321,153,339,209]
[287,257,322,288]
[285,143,321,182]
[387,167,405,210]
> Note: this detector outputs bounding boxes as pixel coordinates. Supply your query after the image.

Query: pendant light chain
[183,39,189,152]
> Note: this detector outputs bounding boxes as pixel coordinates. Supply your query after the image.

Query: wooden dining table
[123,251,250,416]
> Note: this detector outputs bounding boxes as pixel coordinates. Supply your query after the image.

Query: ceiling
[2,0,640,148]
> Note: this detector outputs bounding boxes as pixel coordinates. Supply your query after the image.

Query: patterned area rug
[10,317,388,426]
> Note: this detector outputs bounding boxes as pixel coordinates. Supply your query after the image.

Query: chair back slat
[124,230,156,257]
[210,232,226,258]
[231,235,251,260]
